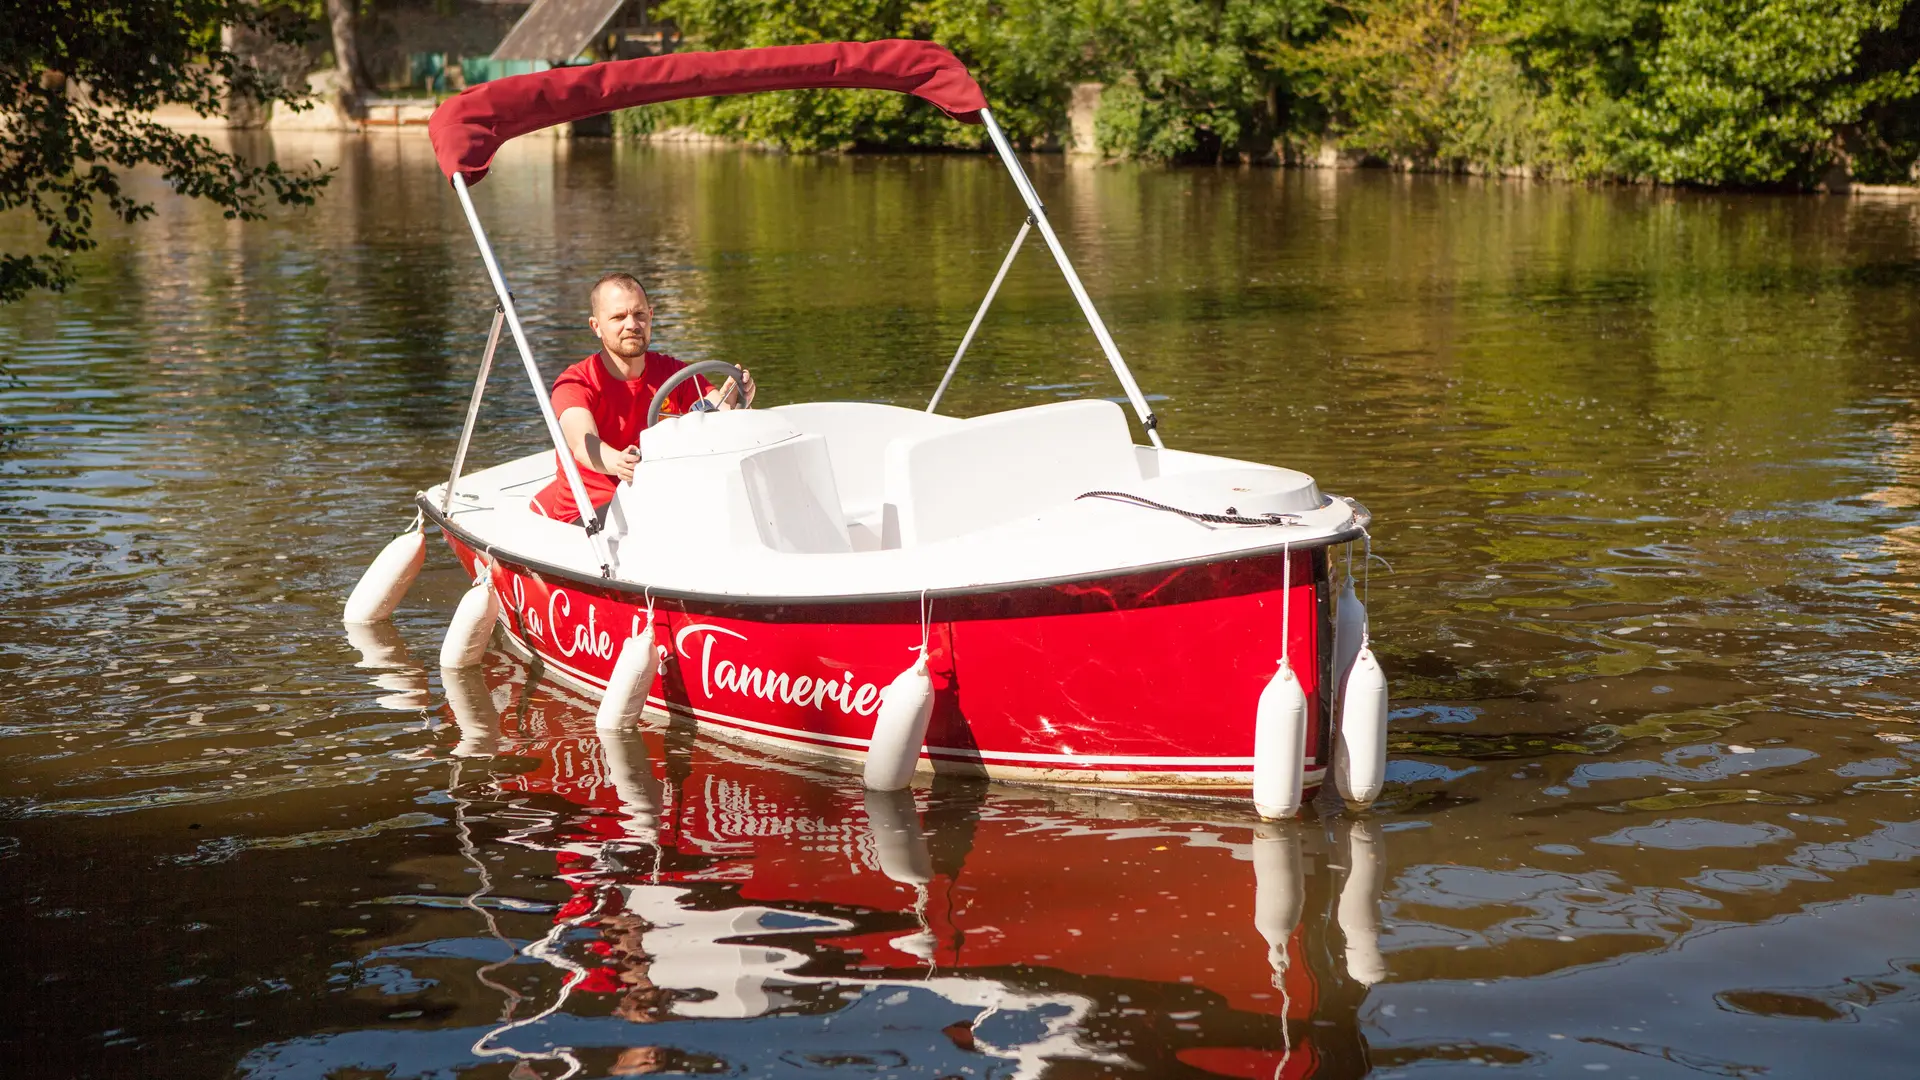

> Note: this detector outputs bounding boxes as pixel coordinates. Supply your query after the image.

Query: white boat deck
[427,400,1364,599]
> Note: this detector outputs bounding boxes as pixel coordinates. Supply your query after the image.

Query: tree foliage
[648,0,1088,149]
[1086,0,1324,161]
[3,1,331,303]
[1271,0,1485,163]
[647,0,1920,186]
[1621,0,1920,185]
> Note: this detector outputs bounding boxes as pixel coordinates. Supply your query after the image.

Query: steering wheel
[646,360,750,428]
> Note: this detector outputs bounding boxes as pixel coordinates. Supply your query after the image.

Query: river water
[4,134,1920,1078]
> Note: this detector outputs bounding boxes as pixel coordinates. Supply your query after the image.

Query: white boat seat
[736,433,852,554]
[882,399,1142,548]
[617,415,851,556]
[771,402,963,552]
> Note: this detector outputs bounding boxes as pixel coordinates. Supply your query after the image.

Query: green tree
[1269,0,1485,163]
[1468,0,1658,177]
[1623,0,1920,185]
[607,0,1920,185]
[650,0,1082,149]
[3,2,331,303]
[1094,0,1327,162]
[1478,0,1920,184]
[914,0,1094,144]
[1281,0,1920,184]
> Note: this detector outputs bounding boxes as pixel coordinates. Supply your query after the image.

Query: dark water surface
[5,135,1920,1079]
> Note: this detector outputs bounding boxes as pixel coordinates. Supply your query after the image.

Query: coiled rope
[1075,490,1303,526]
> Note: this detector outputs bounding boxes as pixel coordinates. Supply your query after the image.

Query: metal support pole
[978,109,1164,448]
[928,218,1030,414]
[450,173,617,576]
[443,307,505,513]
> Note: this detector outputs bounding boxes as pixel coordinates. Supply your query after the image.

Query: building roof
[491,0,627,62]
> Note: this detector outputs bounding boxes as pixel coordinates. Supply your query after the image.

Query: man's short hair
[589,272,647,313]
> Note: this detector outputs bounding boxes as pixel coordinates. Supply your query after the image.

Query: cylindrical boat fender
[442,665,502,757]
[863,788,933,885]
[601,729,661,841]
[595,623,660,731]
[1337,817,1388,986]
[343,527,426,624]
[1335,645,1390,807]
[863,652,934,791]
[1333,573,1366,692]
[437,573,500,669]
[1253,663,1309,819]
[1251,821,1304,979]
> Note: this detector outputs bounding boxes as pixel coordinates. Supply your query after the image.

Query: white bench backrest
[770,402,961,512]
[737,433,851,554]
[882,399,1142,548]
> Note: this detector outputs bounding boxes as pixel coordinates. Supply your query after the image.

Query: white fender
[441,665,502,757]
[595,624,660,731]
[601,729,661,841]
[1251,821,1304,979]
[1338,817,1388,986]
[1253,663,1308,819]
[863,789,932,885]
[343,527,426,624]
[864,653,934,791]
[437,575,499,669]
[1335,645,1390,807]
[1333,573,1366,691]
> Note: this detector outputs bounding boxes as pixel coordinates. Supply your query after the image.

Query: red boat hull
[443,533,1336,792]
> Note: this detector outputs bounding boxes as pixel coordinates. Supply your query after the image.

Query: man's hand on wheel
[707,367,756,410]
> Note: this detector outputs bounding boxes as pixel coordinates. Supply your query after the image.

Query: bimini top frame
[428,40,1164,574]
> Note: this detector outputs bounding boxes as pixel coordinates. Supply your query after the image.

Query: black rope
[1075,490,1302,526]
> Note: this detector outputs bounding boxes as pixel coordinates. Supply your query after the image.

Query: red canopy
[430,40,988,184]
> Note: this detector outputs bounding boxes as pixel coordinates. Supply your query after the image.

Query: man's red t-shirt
[529,351,712,523]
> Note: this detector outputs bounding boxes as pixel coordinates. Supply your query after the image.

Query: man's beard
[607,334,647,359]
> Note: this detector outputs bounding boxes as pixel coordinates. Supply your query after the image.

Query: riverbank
[149,101,1920,200]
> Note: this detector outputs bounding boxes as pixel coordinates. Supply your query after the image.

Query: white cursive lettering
[674,622,884,716]
[548,589,615,661]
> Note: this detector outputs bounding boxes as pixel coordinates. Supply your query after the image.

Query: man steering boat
[529,272,756,525]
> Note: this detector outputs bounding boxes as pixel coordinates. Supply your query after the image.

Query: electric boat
[345,40,1388,817]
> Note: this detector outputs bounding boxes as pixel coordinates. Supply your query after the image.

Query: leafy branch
[2,1,334,303]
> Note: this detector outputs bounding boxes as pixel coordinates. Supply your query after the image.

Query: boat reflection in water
[345,620,432,712]
[252,662,1392,1078]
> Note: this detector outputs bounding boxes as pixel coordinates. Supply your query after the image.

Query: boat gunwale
[418,490,1369,609]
